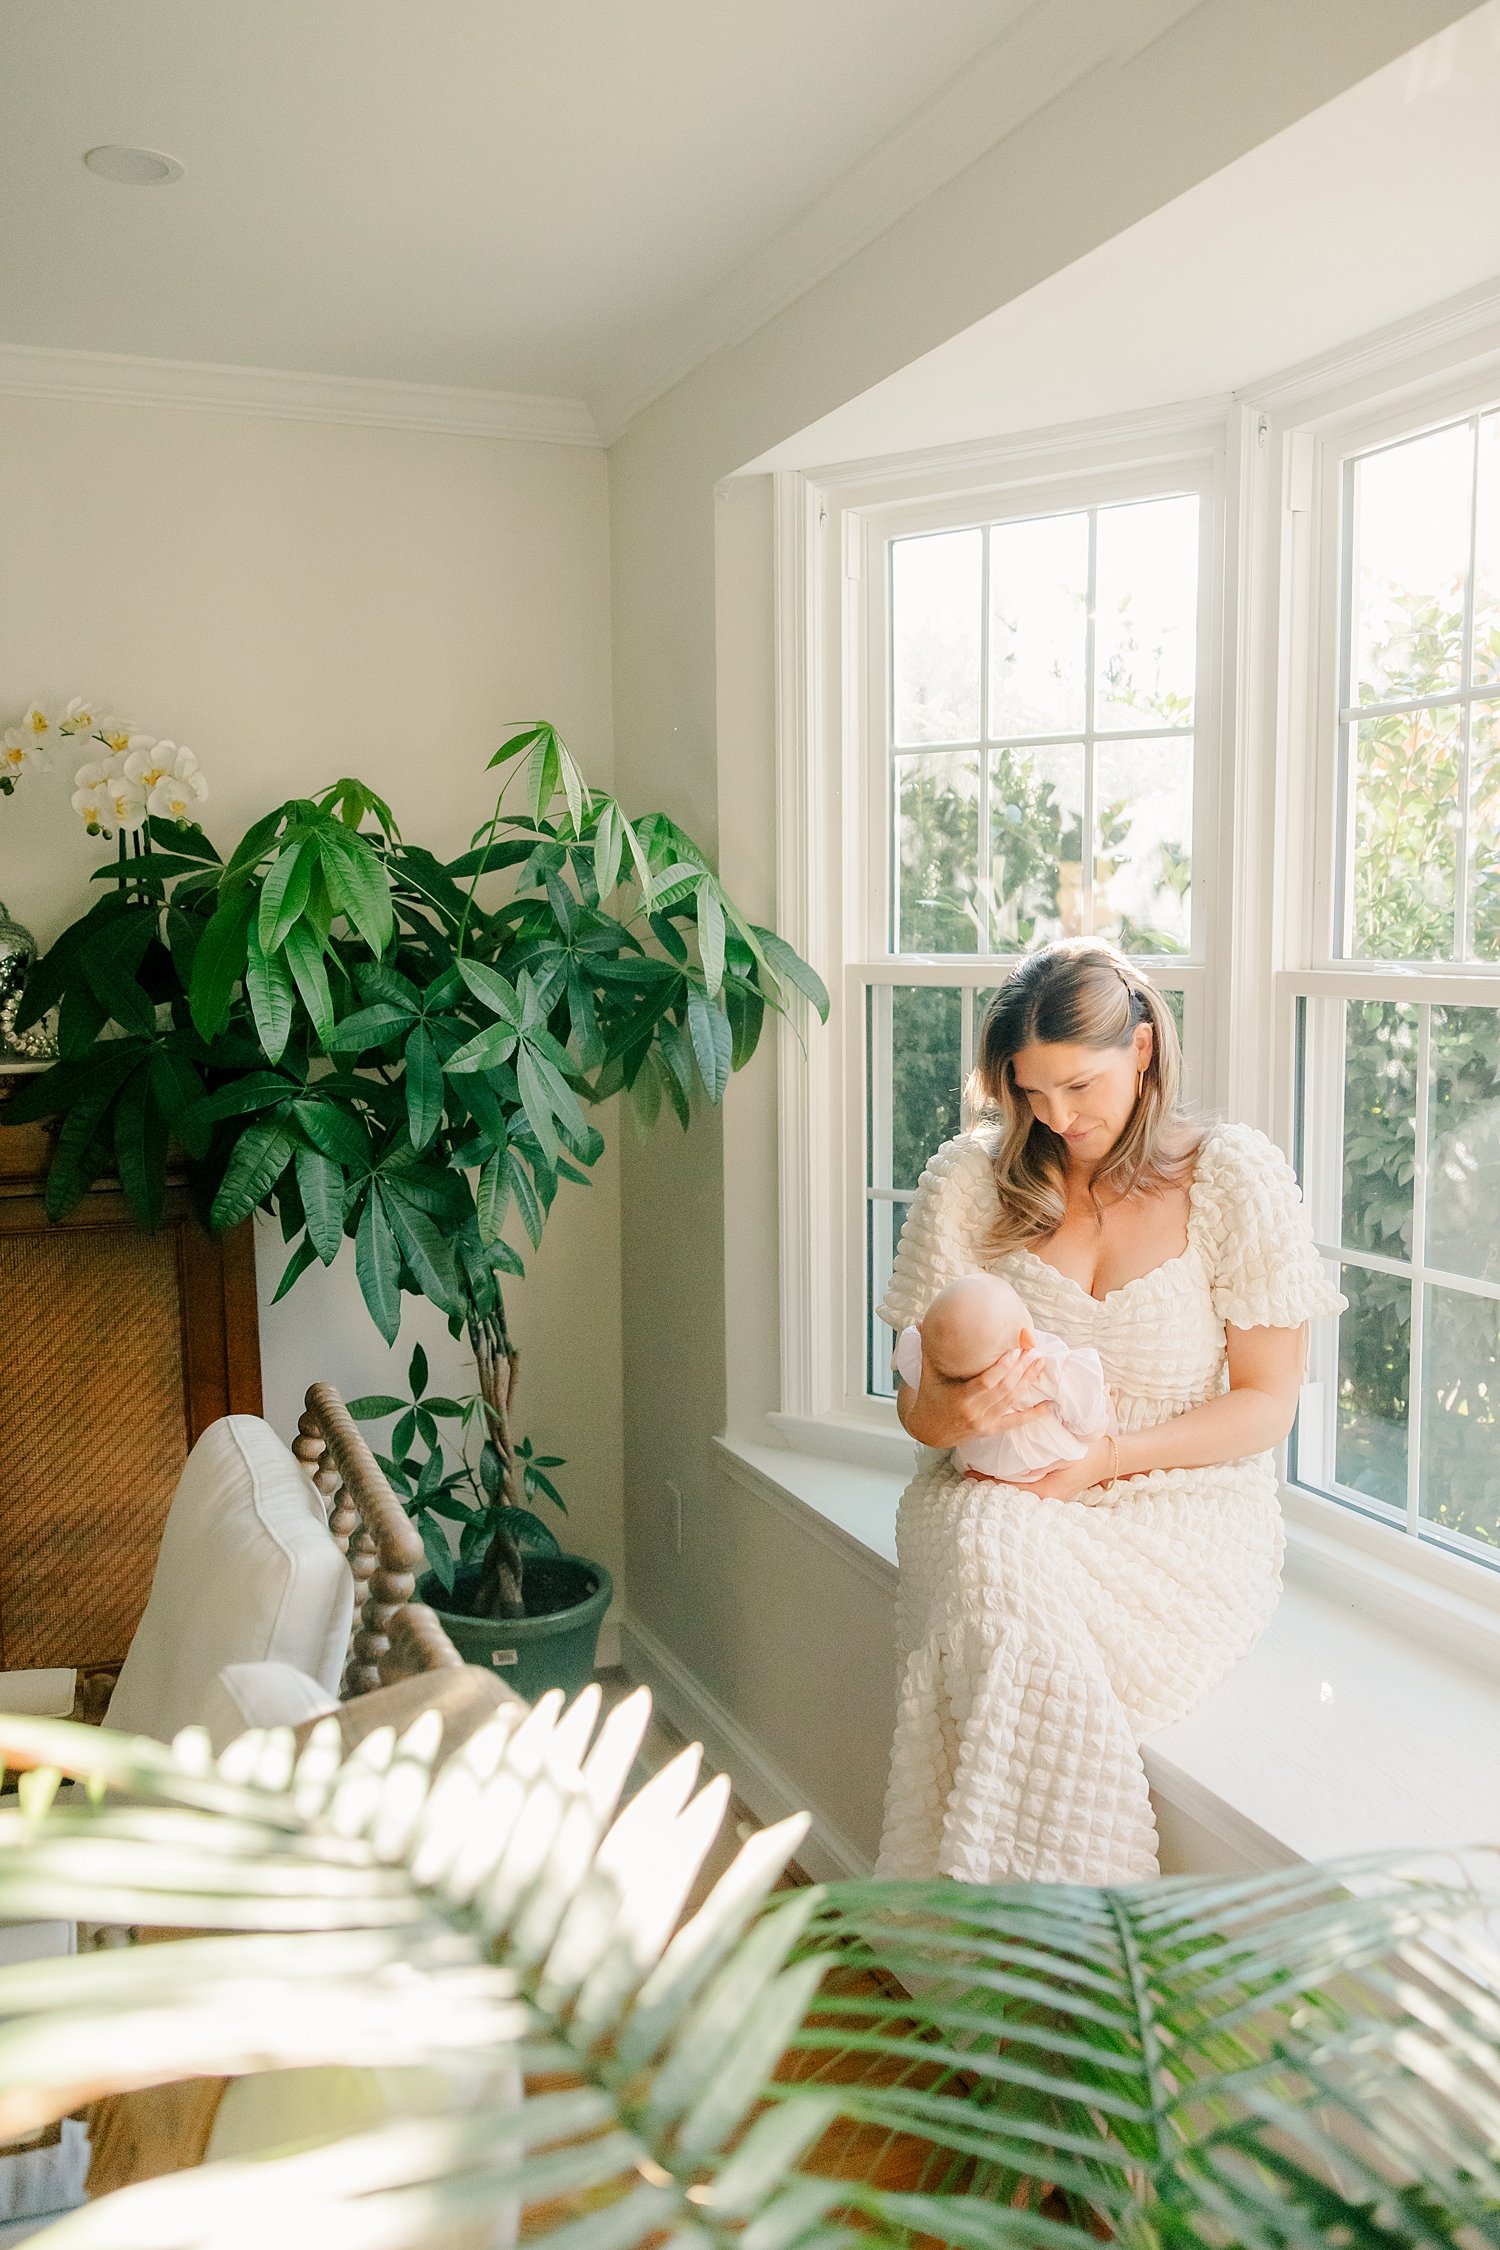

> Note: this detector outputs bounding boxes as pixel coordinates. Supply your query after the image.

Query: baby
[893,1272,1114,1483]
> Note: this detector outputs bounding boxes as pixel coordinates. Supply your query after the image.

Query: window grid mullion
[1082,508,1097,933]
[1317,1242,1500,1304]
[977,525,992,954]
[1403,1004,1432,1537]
[1457,413,1481,961]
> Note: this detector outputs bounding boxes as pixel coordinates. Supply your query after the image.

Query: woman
[876,938,1344,1885]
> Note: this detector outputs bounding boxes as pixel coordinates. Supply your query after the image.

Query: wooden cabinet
[0,1076,262,1672]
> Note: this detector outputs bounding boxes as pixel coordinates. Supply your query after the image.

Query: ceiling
[748,1,1500,470]
[0,0,1190,435]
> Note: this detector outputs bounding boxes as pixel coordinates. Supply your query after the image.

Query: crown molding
[1236,273,1500,420]
[0,340,600,446]
[789,388,1232,493]
[588,0,1210,443]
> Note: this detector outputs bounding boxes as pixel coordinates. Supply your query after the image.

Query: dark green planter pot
[418,1553,613,1703]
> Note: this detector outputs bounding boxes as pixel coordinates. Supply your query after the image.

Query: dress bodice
[876,1118,1346,1440]
[992,1240,1224,1435]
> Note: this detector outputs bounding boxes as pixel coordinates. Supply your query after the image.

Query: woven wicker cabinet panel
[0,1094,263,1673]
[0,1228,191,1668]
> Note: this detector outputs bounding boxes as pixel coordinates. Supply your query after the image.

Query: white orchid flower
[71,770,115,835]
[147,765,208,820]
[105,772,148,834]
[122,738,173,788]
[19,703,57,752]
[58,697,101,736]
[96,717,146,759]
[0,728,46,783]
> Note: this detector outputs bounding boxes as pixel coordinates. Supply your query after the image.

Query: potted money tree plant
[9,720,827,1694]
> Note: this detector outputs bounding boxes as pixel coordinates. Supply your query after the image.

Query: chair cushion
[202,1660,337,1754]
[106,1418,353,1744]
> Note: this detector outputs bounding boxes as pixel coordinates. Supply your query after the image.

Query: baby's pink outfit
[893,1323,1115,1482]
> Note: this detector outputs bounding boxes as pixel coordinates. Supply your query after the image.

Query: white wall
[606,0,1483,1864]
[0,393,625,1645]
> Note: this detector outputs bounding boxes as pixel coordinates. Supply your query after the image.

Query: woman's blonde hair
[963,937,1200,1251]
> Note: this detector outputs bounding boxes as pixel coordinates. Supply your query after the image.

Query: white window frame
[772,279,1500,1632]
[1254,345,1500,1576]
[772,408,1232,1455]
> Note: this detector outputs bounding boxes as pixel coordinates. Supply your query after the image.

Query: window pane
[1093,738,1191,954]
[1427,1003,1500,1284]
[1340,999,1417,1259]
[1349,705,1461,959]
[897,752,979,953]
[1419,1283,1500,1550]
[1352,420,1472,708]
[889,985,963,1191]
[1472,410,1500,687]
[867,1196,907,1399]
[988,511,1088,739]
[985,743,1083,950]
[1334,1262,1411,1508]
[1469,699,1500,958]
[1093,494,1198,733]
[892,529,982,747]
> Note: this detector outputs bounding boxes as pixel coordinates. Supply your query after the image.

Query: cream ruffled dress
[875,1120,1345,1886]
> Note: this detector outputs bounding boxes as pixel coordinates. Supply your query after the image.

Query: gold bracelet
[1103,1435,1120,1494]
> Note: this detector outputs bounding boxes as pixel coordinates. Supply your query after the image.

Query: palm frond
[2,1700,1499,2249]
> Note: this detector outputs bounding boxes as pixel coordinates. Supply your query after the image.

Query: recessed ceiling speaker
[83,145,185,187]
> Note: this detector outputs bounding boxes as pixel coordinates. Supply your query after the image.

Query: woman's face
[1009,1025,1153,1161]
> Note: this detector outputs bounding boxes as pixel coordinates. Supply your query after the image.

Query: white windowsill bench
[715,1426,1500,1878]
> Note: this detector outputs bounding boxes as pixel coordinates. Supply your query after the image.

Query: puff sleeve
[875,1133,1001,1339]
[1195,1121,1348,1330]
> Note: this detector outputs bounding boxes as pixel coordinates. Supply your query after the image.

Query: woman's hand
[899,1345,1054,1451]
[1020,1436,1118,1503]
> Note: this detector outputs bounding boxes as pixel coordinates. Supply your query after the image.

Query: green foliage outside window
[1332,586,1500,1547]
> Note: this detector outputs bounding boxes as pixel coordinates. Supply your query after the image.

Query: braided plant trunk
[468,1306,527,1621]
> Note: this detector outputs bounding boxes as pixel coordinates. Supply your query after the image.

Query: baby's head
[920,1272,1034,1383]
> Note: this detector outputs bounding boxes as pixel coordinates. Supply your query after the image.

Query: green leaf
[317,825,394,955]
[753,928,830,1022]
[592,799,621,902]
[725,978,765,1071]
[111,1064,166,1230]
[556,734,587,835]
[354,960,422,1013]
[223,803,289,882]
[516,1047,561,1167]
[404,1024,444,1150]
[344,1393,405,1420]
[408,1341,429,1399]
[246,922,297,1063]
[524,1045,589,1143]
[291,1098,370,1171]
[456,959,522,1026]
[355,1186,403,1342]
[383,1185,461,1315]
[210,1117,297,1228]
[189,887,254,1040]
[295,1142,344,1265]
[392,1408,418,1460]
[282,919,335,1046]
[476,1152,508,1244]
[272,1234,318,1302]
[81,911,157,1035]
[43,1066,134,1221]
[686,988,732,1103]
[256,835,314,954]
[527,728,561,827]
[622,817,657,907]
[504,1148,544,1247]
[445,1020,518,1075]
[696,879,726,1000]
[486,722,547,769]
[323,1002,412,1052]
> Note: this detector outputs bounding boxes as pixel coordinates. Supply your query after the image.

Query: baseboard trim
[618,1609,873,1882]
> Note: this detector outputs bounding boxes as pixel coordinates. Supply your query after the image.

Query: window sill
[715,1425,1500,1871]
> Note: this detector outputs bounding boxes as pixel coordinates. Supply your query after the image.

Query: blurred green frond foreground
[1,1695,1499,2248]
